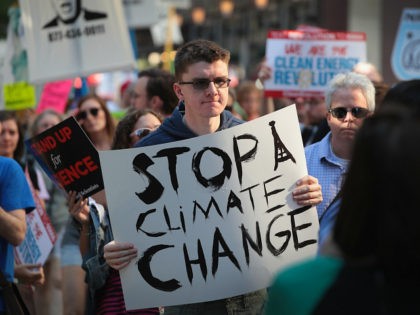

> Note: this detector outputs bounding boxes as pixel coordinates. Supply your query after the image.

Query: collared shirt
[305,132,348,218]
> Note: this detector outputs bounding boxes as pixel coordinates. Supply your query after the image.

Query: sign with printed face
[100,105,319,310]
[264,30,366,98]
[391,8,420,80]
[25,116,104,199]
[18,0,136,83]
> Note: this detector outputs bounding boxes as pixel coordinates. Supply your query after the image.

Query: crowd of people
[0,36,419,315]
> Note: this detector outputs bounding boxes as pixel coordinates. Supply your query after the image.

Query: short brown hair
[174,39,230,81]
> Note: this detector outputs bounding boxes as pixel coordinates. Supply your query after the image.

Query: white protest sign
[0,6,28,108]
[123,0,163,28]
[264,30,366,98]
[391,8,420,80]
[0,7,28,85]
[159,0,192,9]
[150,9,184,47]
[18,0,136,83]
[100,105,319,310]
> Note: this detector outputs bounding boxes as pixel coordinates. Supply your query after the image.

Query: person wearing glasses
[59,94,116,315]
[75,94,116,151]
[304,72,375,247]
[103,39,323,315]
[68,109,163,314]
[23,109,68,315]
[112,109,162,150]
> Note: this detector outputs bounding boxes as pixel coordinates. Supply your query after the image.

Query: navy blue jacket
[134,101,243,147]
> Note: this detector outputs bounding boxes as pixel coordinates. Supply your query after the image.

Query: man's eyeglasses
[178,78,231,90]
[76,108,101,121]
[328,107,370,119]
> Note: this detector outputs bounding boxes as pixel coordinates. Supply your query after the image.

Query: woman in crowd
[61,94,116,315]
[28,109,70,315]
[0,110,26,165]
[75,94,116,150]
[265,108,420,314]
[69,109,162,314]
[0,109,42,214]
[112,108,162,149]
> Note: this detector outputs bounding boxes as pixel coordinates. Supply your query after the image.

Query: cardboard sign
[19,0,136,83]
[264,30,366,98]
[123,0,163,28]
[15,169,56,266]
[25,116,103,199]
[3,82,36,110]
[36,79,74,114]
[0,7,28,86]
[159,0,192,9]
[391,8,420,80]
[99,105,319,310]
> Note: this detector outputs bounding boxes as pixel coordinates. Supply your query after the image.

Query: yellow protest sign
[3,82,36,110]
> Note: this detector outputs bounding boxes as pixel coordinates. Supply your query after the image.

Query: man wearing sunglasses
[104,39,323,314]
[305,72,375,247]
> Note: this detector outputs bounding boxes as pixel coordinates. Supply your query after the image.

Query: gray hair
[325,72,375,112]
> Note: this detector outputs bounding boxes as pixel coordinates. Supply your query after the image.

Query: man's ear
[173,83,184,100]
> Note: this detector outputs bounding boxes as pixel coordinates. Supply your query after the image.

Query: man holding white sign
[103,39,322,314]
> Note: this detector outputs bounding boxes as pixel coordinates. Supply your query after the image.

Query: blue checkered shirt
[305,132,349,218]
